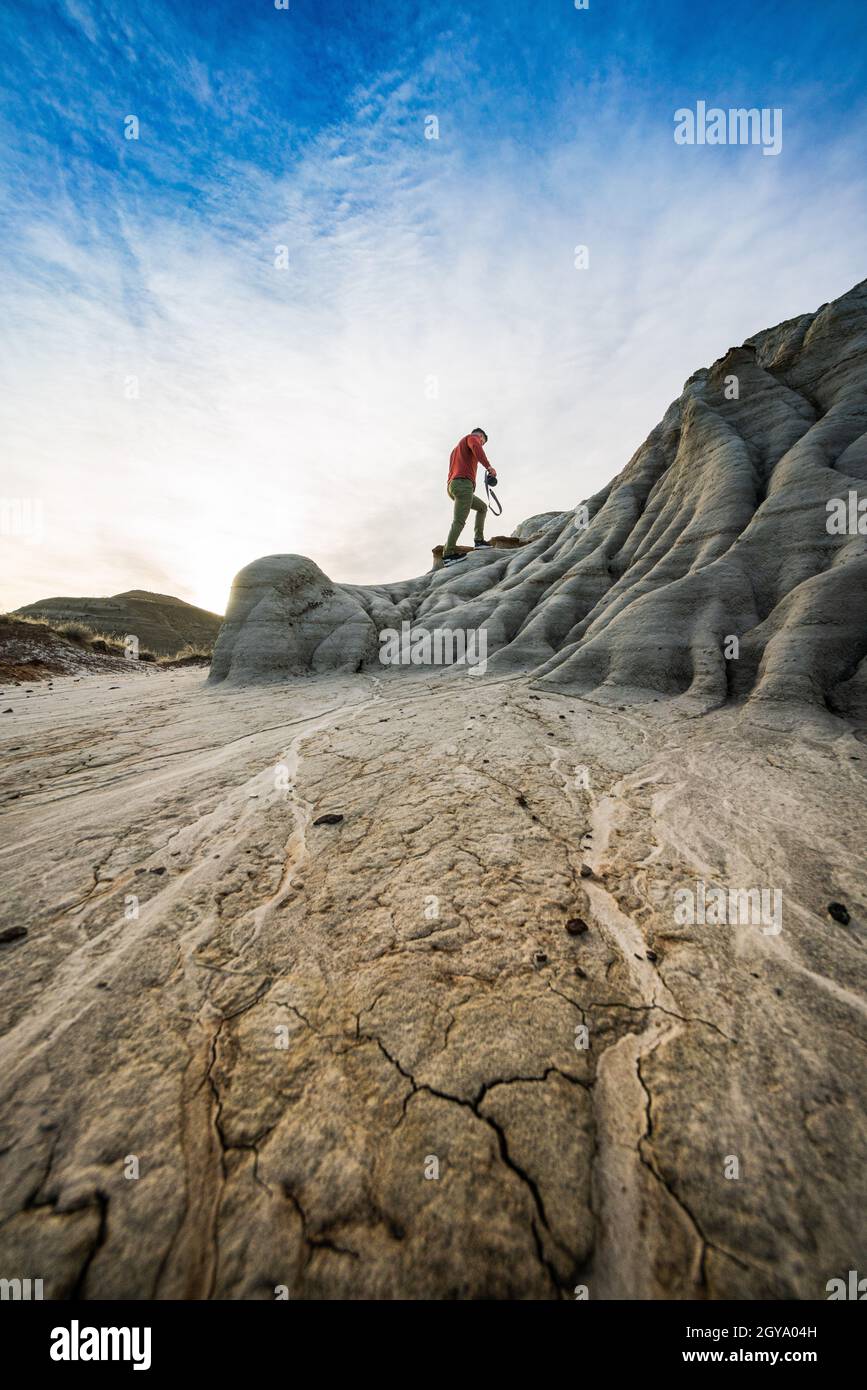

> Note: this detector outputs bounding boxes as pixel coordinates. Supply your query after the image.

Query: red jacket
[448,434,495,489]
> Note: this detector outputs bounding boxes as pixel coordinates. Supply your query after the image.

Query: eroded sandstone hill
[211,279,867,721]
[17,590,222,657]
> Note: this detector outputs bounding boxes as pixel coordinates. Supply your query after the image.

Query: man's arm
[469,435,496,476]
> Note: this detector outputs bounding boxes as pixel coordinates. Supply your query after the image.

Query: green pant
[444,478,487,555]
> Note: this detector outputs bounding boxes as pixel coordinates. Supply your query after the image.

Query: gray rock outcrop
[211,280,867,720]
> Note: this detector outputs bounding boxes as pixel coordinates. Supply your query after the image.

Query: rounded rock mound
[209,554,379,683]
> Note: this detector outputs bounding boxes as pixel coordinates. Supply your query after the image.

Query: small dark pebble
[579,865,593,878]
[517,794,528,808]
[533,951,548,966]
[0,926,27,944]
[828,902,850,925]
[646,950,658,962]
[150,866,166,875]
[574,965,587,979]
[2,708,12,714]
[566,917,589,936]
[96,981,109,989]
[314,813,344,826]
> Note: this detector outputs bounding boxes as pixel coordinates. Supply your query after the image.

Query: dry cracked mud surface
[1,665,865,1298]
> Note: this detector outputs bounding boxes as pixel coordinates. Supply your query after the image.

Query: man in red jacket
[442,427,498,568]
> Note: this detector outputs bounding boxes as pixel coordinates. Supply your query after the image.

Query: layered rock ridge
[210,281,867,720]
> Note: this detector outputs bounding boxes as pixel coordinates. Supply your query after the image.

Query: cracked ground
[0,665,865,1298]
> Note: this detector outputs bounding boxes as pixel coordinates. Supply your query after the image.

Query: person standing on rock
[442,427,498,568]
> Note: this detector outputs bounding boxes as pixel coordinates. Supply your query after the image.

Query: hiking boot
[474,540,492,549]
[442,553,467,568]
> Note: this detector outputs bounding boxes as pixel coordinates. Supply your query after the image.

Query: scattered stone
[149,866,166,875]
[532,950,548,967]
[2,708,12,714]
[0,926,27,944]
[574,965,587,978]
[579,865,593,879]
[314,813,344,826]
[565,918,589,936]
[646,950,658,962]
[828,902,850,925]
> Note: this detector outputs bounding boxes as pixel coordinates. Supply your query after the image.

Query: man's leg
[470,494,488,541]
[444,479,473,555]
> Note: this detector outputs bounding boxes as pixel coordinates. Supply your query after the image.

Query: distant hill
[14,590,223,656]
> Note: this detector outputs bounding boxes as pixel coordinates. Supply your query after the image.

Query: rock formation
[211,279,867,722]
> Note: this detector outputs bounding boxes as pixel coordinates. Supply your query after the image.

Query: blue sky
[1,0,866,611]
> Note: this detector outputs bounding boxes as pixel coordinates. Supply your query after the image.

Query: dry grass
[3,612,212,664]
[156,642,214,665]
